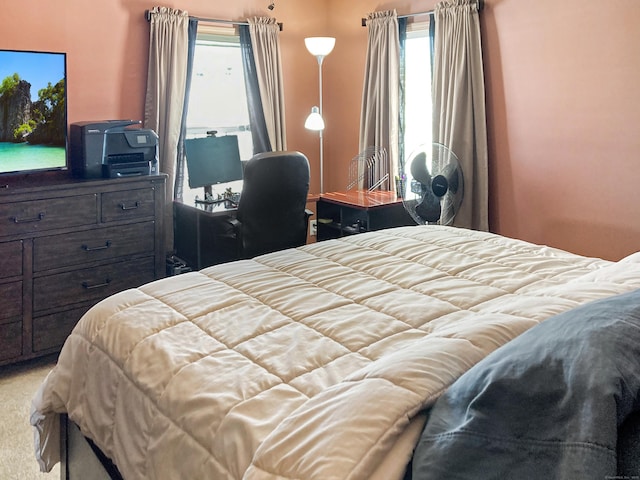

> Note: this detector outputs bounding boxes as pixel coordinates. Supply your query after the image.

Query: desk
[316,190,415,241]
[173,196,239,270]
[174,186,320,269]
[173,182,244,269]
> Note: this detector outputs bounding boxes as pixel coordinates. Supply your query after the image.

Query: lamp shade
[304,106,325,131]
[304,37,336,57]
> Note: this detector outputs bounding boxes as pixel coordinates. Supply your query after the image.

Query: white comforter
[31,226,640,479]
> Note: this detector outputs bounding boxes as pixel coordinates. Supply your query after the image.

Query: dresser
[0,173,166,365]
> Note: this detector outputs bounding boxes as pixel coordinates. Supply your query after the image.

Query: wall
[1,0,638,260]
[483,0,640,260]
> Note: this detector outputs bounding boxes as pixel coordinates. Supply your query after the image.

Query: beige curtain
[144,6,190,252]
[248,17,287,151]
[359,10,401,191]
[433,0,488,231]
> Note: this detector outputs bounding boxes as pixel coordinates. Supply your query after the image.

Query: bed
[30,225,640,479]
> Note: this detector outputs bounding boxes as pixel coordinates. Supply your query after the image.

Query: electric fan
[401,143,464,225]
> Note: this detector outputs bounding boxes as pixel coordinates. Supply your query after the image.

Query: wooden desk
[316,190,415,241]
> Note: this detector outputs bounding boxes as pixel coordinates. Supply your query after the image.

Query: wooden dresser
[0,173,166,366]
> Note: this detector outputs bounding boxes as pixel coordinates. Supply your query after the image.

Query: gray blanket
[412,289,640,479]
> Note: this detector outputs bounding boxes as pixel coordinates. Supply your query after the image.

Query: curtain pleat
[247,17,287,151]
[398,17,407,175]
[143,6,190,251]
[359,10,400,191]
[239,25,271,154]
[174,18,198,203]
[432,0,489,230]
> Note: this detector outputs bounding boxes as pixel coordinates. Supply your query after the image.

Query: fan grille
[401,143,463,226]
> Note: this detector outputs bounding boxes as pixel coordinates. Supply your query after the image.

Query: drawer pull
[11,212,45,223]
[119,201,140,211]
[82,279,112,290]
[82,240,112,252]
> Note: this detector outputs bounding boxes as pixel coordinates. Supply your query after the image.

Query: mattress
[31,225,640,479]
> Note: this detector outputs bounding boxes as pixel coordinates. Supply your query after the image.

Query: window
[183,26,253,192]
[402,21,433,170]
[187,28,253,157]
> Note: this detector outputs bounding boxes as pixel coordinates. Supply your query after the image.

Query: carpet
[0,355,60,480]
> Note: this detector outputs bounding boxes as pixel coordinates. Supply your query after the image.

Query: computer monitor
[184,135,244,197]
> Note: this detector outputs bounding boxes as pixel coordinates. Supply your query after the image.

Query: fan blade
[410,151,432,185]
[440,192,455,226]
[415,191,441,223]
[448,168,460,193]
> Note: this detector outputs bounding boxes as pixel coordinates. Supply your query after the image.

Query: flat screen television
[0,49,67,176]
[184,134,243,197]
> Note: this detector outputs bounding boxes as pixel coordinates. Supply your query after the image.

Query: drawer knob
[11,212,45,223]
[119,201,140,211]
[81,279,112,290]
[82,240,112,252]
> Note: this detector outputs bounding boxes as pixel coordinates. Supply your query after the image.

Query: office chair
[229,151,313,259]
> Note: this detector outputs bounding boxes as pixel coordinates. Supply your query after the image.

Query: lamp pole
[317,55,325,194]
[304,37,335,195]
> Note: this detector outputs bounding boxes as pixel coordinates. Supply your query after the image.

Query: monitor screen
[0,49,68,176]
[184,135,243,188]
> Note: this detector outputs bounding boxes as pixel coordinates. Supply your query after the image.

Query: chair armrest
[304,209,314,220]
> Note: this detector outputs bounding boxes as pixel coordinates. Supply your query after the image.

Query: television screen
[0,49,67,175]
[184,135,243,188]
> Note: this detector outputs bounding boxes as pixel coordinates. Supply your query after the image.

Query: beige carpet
[0,355,60,480]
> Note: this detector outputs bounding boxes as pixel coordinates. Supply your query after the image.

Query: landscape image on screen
[0,50,66,174]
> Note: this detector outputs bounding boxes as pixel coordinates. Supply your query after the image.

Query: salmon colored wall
[482,0,640,261]
[1,0,638,260]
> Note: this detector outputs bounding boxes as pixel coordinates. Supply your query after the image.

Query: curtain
[398,17,408,176]
[174,18,198,203]
[239,25,271,154]
[144,6,190,251]
[432,0,489,231]
[247,17,286,151]
[359,10,401,191]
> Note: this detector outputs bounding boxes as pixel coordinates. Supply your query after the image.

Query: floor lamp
[304,37,335,194]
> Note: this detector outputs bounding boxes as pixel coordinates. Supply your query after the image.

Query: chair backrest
[237,151,310,258]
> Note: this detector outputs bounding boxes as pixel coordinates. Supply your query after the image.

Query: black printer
[70,120,159,178]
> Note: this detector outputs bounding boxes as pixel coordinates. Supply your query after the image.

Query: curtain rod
[360,0,484,27]
[145,10,283,31]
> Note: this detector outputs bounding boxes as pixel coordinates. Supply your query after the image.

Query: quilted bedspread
[31,226,640,479]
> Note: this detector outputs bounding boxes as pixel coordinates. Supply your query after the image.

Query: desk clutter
[195,187,241,206]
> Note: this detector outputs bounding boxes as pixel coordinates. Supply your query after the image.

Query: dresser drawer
[0,321,22,361]
[101,187,156,222]
[32,305,91,352]
[0,241,22,279]
[0,281,22,323]
[33,256,156,313]
[0,194,97,235]
[33,222,155,272]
